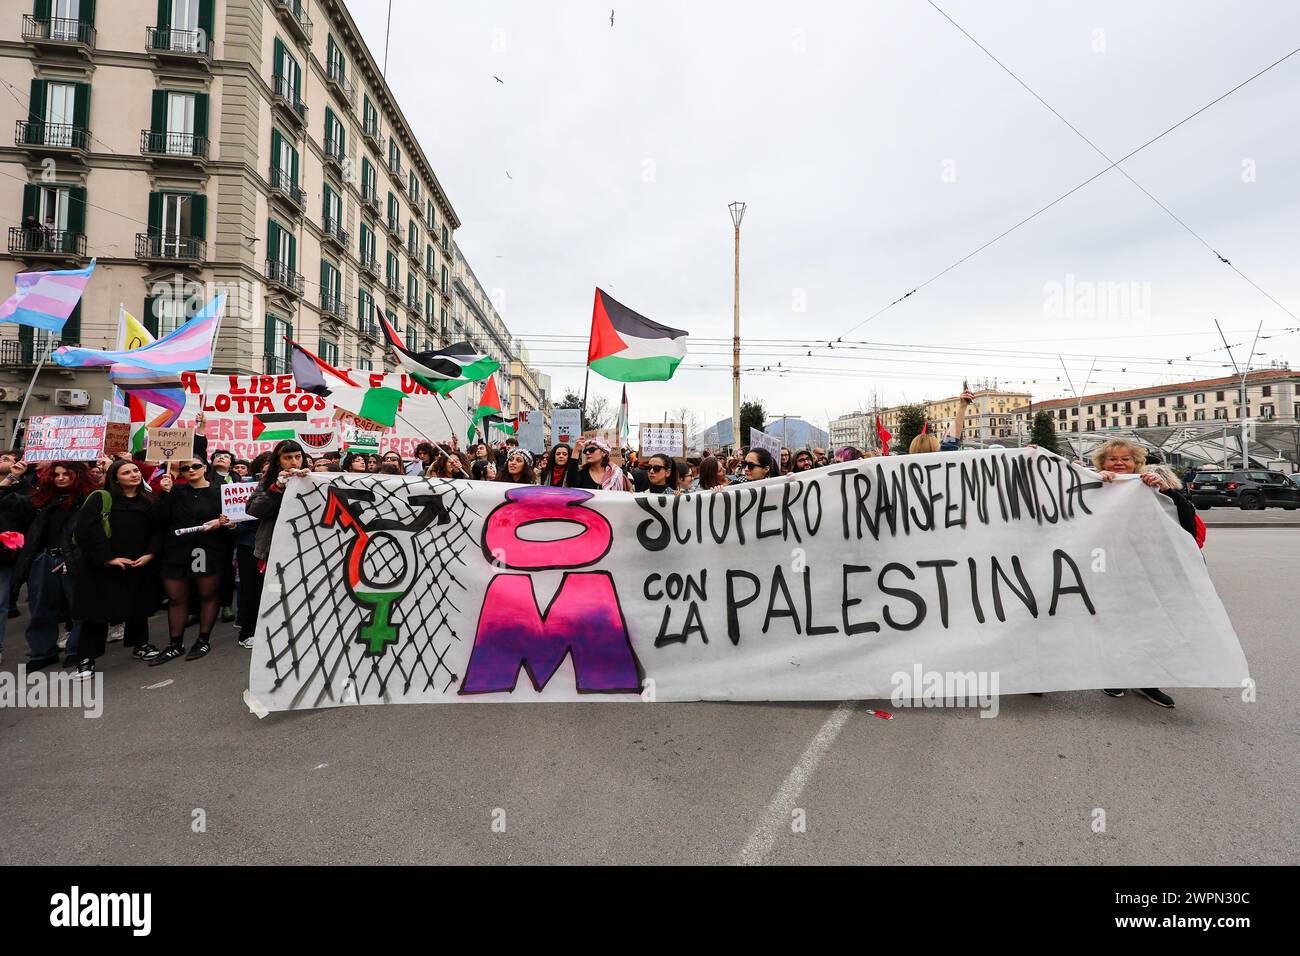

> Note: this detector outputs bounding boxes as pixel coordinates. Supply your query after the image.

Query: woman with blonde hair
[909,432,940,454]
[1091,437,1196,709]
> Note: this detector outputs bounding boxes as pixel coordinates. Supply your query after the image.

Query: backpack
[63,490,112,575]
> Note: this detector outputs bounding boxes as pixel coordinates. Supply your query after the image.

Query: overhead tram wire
[925,0,1299,324]
[803,39,1300,354]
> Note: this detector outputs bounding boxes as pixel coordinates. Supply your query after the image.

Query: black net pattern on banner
[259,476,480,708]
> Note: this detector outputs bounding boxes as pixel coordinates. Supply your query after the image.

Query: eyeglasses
[180,463,205,472]
[647,464,667,473]
[583,447,600,454]
[744,461,764,470]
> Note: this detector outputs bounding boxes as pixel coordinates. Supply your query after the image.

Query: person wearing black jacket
[245,441,309,637]
[543,443,579,487]
[68,460,164,679]
[0,450,30,665]
[0,459,98,669]
[150,452,234,665]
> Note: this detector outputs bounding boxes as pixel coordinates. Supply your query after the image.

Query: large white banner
[248,449,1248,711]
[171,372,471,461]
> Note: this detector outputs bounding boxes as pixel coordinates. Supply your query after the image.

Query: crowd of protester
[0,423,1195,707]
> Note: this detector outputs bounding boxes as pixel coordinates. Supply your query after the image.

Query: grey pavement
[0,528,1295,866]
[1199,507,1300,527]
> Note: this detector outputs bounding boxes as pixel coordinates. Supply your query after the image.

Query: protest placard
[221,481,257,522]
[639,422,686,458]
[748,426,784,460]
[22,415,106,462]
[517,409,545,454]
[102,422,131,456]
[145,427,195,463]
[552,408,582,447]
[344,427,381,453]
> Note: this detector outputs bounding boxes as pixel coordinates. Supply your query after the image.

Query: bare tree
[667,406,703,446]
[586,394,614,430]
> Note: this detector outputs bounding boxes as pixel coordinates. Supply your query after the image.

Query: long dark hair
[259,439,305,490]
[645,453,678,491]
[104,459,155,501]
[699,456,726,490]
[544,443,578,486]
[497,452,535,484]
[32,461,97,508]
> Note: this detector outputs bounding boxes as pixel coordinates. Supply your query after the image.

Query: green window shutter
[150,90,166,133]
[67,186,86,233]
[29,79,47,126]
[290,147,299,185]
[22,184,39,220]
[198,0,214,37]
[34,1,52,21]
[288,232,296,270]
[267,219,280,260]
[270,127,282,173]
[324,106,334,141]
[194,92,208,139]
[319,259,329,295]
[72,82,90,129]
[190,193,207,239]
[142,294,159,336]
[79,0,95,24]
[62,302,81,344]
[264,314,276,357]
[273,37,285,79]
[148,191,162,236]
[155,0,170,29]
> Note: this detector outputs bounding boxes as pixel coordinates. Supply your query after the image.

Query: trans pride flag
[0,260,96,333]
[53,292,225,425]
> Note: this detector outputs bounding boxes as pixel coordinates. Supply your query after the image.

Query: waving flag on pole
[587,288,687,382]
[288,338,360,396]
[469,376,504,443]
[0,260,96,332]
[52,292,224,425]
[379,309,499,395]
[876,415,892,456]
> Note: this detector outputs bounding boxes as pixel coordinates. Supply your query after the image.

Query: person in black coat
[0,450,31,665]
[68,460,164,679]
[0,459,98,669]
[149,451,234,665]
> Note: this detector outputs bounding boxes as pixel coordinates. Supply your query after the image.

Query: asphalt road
[0,528,1295,866]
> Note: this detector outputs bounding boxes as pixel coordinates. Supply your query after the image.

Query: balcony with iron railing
[145,25,212,64]
[135,233,206,263]
[8,225,87,260]
[0,335,78,367]
[387,154,402,177]
[265,258,305,297]
[326,61,354,106]
[140,128,209,162]
[264,353,290,374]
[385,274,402,297]
[22,15,94,51]
[272,0,313,44]
[268,166,306,213]
[323,136,344,170]
[270,74,308,127]
[406,292,422,312]
[15,120,89,153]
[361,189,382,217]
[386,216,403,242]
[358,318,381,341]
[360,254,379,278]
[362,117,383,151]
[322,216,348,249]
[320,293,350,322]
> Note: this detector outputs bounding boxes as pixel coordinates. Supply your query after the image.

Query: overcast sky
[349,0,1300,433]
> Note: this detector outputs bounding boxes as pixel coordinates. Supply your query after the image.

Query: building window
[1175,411,1187,423]
[1216,391,1225,401]
[264,313,292,373]
[1261,404,1274,420]
[386,251,399,289]
[1138,399,1145,409]
[1262,385,1272,397]
[361,157,376,199]
[387,192,399,231]
[409,220,419,251]
[318,338,339,367]
[358,287,373,326]
[1193,409,1205,421]
[1137,415,1147,427]
[357,357,372,371]
[1125,416,1132,426]
[1158,397,1166,407]
[1194,393,1205,404]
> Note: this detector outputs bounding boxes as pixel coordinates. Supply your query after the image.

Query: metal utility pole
[729,201,746,451]
[1216,319,1263,468]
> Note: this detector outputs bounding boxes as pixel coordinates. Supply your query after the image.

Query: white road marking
[141,680,173,690]
[313,763,328,770]
[735,700,855,865]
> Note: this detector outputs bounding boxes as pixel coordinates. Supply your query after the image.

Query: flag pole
[13,350,49,447]
[198,293,227,413]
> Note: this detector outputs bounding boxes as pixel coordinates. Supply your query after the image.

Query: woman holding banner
[68,460,164,678]
[643,454,681,496]
[150,450,235,665]
[1092,438,1188,709]
[245,441,310,637]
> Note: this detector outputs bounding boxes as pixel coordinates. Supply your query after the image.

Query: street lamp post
[729,201,746,452]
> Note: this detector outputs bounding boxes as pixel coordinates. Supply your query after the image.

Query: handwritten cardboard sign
[102,422,131,456]
[144,427,195,463]
[221,480,257,522]
[23,415,106,462]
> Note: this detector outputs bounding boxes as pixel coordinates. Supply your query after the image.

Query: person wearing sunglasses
[643,454,680,496]
[573,437,631,492]
[740,448,775,482]
[380,451,405,472]
[150,455,234,664]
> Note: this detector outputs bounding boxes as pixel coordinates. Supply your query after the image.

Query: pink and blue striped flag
[52,292,225,425]
[0,260,96,333]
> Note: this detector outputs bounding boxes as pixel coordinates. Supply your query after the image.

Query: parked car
[1290,473,1300,491]
[1185,469,1300,510]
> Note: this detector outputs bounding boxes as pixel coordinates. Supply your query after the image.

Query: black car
[1185,469,1300,510]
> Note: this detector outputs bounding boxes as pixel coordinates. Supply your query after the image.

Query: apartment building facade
[829,411,871,449]
[1012,368,1300,435]
[875,388,1031,443]
[0,0,469,440]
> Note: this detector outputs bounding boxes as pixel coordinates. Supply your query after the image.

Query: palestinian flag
[128,393,148,454]
[587,288,687,382]
[379,309,498,395]
[486,414,518,436]
[253,412,306,442]
[469,376,504,443]
[288,337,360,396]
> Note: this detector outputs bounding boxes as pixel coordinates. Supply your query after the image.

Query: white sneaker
[57,632,68,650]
[237,635,254,649]
[108,624,125,643]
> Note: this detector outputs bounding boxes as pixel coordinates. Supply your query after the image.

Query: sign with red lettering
[23,415,106,462]
[170,372,471,462]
